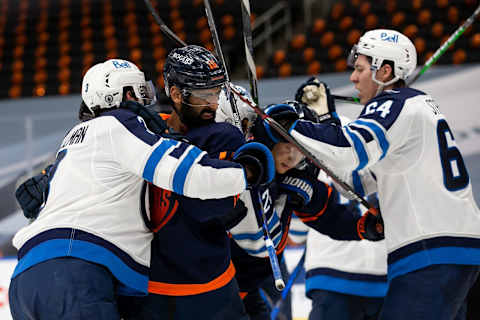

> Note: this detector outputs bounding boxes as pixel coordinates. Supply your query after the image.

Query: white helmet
[81,59,154,113]
[216,83,257,135]
[347,29,417,87]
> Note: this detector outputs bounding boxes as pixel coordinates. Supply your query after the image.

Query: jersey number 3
[437,119,469,191]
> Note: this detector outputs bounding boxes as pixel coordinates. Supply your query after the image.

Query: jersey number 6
[437,119,469,191]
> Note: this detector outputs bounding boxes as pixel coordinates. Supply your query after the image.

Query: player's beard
[180,102,216,128]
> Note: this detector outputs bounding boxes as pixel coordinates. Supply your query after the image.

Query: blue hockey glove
[233,142,275,189]
[121,100,168,135]
[357,208,384,241]
[121,100,191,143]
[278,168,315,210]
[15,165,53,219]
[295,77,338,125]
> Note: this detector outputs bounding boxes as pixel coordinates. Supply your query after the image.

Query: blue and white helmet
[81,59,154,113]
[347,29,417,86]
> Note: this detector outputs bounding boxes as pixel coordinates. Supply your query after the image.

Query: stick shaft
[230,86,372,209]
[143,0,186,47]
[270,250,305,320]
[256,191,285,291]
[408,4,480,85]
[240,0,259,104]
[203,0,242,129]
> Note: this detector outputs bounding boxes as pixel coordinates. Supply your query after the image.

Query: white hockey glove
[295,77,337,124]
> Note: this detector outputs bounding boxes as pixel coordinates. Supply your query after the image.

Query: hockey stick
[270,250,306,320]
[408,4,480,85]
[336,4,480,102]
[240,0,357,105]
[333,94,360,104]
[230,80,373,209]
[146,0,371,208]
[238,0,370,209]
[240,0,259,104]
[143,0,187,47]
[256,191,286,291]
[203,0,242,130]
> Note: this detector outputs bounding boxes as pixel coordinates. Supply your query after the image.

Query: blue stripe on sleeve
[233,230,263,241]
[344,127,368,171]
[142,139,179,182]
[173,146,203,195]
[352,171,365,196]
[289,229,308,236]
[353,119,389,160]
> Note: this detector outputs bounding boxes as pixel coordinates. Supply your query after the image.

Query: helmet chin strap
[370,67,400,96]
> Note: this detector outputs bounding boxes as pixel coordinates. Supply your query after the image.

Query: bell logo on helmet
[380,32,399,43]
[207,60,218,70]
[112,60,131,68]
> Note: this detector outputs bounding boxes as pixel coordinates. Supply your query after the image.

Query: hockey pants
[118,277,249,320]
[9,257,121,320]
[379,264,480,320]
[308,289,383,320]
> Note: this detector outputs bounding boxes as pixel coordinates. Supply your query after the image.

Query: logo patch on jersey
[105,94,114,105]
[380,32,399,43]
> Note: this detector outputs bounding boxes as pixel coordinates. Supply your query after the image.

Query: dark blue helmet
[163,45,227,97]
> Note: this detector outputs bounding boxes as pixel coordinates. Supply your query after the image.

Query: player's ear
[170,86,182,105]
[381,64,394,81]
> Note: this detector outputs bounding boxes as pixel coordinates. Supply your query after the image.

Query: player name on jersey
[60,125,89,148]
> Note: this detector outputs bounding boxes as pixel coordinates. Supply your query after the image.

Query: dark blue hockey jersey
[147,121,246,296]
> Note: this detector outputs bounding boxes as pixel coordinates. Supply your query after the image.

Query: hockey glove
[233,142,275,189]
[121,100,192,143]
[278,168,315,210]
[294,77,338,124]
[357,208,384,241]
[217,198,248,230]
[15,165,53,219]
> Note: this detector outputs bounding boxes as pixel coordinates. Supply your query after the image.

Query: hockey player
[119,45,274,320]
[284,29,480,319]
[292,81,388,320]
[9,58,272,319]
[228,102,385,320]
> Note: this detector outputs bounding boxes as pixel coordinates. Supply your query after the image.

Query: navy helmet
[163,45,226,97]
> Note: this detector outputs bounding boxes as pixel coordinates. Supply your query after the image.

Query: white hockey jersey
[12,108,247,295]
[291,87,480,280]
[289,114,388,297]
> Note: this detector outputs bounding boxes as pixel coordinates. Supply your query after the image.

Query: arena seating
[0,0,479,98]
[0,0,277,99]
[263,0,480,78]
